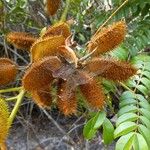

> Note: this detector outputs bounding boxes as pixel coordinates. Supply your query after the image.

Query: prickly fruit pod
[44,0,61,16]
[0,58,18,86]
[87,21,126,56]
[6,32,37,50]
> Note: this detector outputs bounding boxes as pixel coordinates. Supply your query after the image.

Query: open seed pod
[23,56,63,91]
[42,22,71,39]
[6,32,37,50]
[57,80,77,116]
[0,58,18,86]
[31,35,65,62]
[87,21,126,56]
[31,86,52,109]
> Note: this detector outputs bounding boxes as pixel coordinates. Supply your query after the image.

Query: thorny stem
[94,0,129,36]
[0,87,22,94]
[8,89,26,125]
[60,0,71,22]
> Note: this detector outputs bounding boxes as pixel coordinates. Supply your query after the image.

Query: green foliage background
[0,0,150,149]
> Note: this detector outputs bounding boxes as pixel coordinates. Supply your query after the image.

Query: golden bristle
[45,0,61,16]
[85,58,137,81]
[57,81,77,116]
[0,98,10,144]
[42,22,71,39]
[6,32,37,50]
[0,58,18,86]
[80,79,105,109]
[87,21,126,56]
[31,87,52,109]
[31,35,65,62]
[23,56,62,91]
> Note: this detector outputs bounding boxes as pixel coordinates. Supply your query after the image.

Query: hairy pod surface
[31,35,65,62]
[42,22,71,39]
[6,32,37,50]
[85,58,137,81]
[80,78,105,109]
[88,21,126,56]
[23,56,62,91]
[45,0,61,16]
[57,80,77,116]
[31,87,52,109]
[0,98,10,144]
[0,58,18,86]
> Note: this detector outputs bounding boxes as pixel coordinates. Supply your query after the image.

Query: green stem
[60,0,70,22]
[119,82,135,94]
[6,96,18,101]
[0,87,22,94]
[8,89,26,125]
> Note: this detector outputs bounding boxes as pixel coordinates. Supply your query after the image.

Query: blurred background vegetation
[0,0,150,149]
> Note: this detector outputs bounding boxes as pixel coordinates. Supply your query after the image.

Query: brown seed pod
[58,45,78,67]
[42,22,71,39]
[31,35,65,62]
[80,79,105,109]
[57,80,77,116]
[0,98,10,144]
[23,56,62,92]
[31,87,52,109]
[6,32,37,50]
[0,58,18,86]
[87,21,126,56]
[85,58,137,81]
[45,0,61,16]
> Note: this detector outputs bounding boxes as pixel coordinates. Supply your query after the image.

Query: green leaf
[139,116,150,129]
[140,77,150,89]
[135,133,149,150]
[136,85,148,95]
[83,118,97,140]
[140,108,150,120]
[93,111,106,129]
[120,91,135,101]
[114,122,137,138]
[116,113,138,127]
[138,124,150,148]
[102,118,114,145]
[118,105,138,117]
[119,99,137,107]
[83,111,106,140]
[115,132,135,150]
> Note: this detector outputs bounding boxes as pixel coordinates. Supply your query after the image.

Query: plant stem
[119,82,134,94]
[0,87,22,94]
[94,0,128,36]
[6,96,18,101]
[60,0,70,22]
[8,89,26,125]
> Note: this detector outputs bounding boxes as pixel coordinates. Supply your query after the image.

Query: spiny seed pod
[87,21,126,56]
[31,35,65,62]
[23,56,62,91]
[45,0,61,16]
[57,80,77,116]
[31,87,52,109]
[58,46,78,67]
[6,32,37,50]
[80,79,105,109]
[42,22,71,39]
[0,98,10,144]
[0,58,18,86]
[85,58,137,81]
